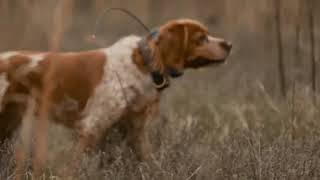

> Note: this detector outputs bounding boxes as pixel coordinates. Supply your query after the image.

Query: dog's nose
[219,41,232,51]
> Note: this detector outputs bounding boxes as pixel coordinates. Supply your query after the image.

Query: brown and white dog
[0,19,232,160]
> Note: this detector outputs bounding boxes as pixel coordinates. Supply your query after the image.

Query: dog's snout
[219,41,232,51]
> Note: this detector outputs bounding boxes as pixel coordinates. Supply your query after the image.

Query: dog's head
[147,19,232,77]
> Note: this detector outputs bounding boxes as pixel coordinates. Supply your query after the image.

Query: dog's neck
[136,30,170,91]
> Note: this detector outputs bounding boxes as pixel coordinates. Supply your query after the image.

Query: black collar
[138,30,169,91]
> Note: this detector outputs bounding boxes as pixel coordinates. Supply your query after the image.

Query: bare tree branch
[274,0,286,97]
[308,0,317,102]
[50,0,74,51]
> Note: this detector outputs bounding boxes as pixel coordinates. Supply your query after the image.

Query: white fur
[0,51,19,61]
[81,35,158,136]
[0,74,8,111]
[209,36,224,43]
[0,52,18,111]
[28,53,46,68]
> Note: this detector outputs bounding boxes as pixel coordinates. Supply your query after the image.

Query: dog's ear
[149,23,188,77]
[147,39,165,74]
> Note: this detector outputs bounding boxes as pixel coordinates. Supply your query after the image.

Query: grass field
[1,77,320,180]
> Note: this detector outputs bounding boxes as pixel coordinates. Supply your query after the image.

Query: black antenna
[93,8,151,38]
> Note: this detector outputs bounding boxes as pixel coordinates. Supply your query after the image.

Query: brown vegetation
[0,0,319,179]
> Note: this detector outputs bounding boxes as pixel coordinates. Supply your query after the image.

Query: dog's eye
[198,35,209,44]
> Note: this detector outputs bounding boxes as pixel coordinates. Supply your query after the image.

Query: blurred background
[0,0,319,97]
[0,1,320,179]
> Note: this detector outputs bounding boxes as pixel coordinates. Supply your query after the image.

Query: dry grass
[0,0,320,179]
[1,81,320,180]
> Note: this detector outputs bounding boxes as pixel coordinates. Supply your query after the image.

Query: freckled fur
[81,36,158,137]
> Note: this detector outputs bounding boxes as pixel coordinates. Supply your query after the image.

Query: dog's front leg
[127,121,152,161]
[58,122,108,178]
[127,102,159,161]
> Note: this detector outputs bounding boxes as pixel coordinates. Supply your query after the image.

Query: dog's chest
[83,36,159,120]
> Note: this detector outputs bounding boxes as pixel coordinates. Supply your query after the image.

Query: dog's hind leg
[0,102,24,143]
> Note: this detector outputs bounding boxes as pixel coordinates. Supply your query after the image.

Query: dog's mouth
[186,58,226,68]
